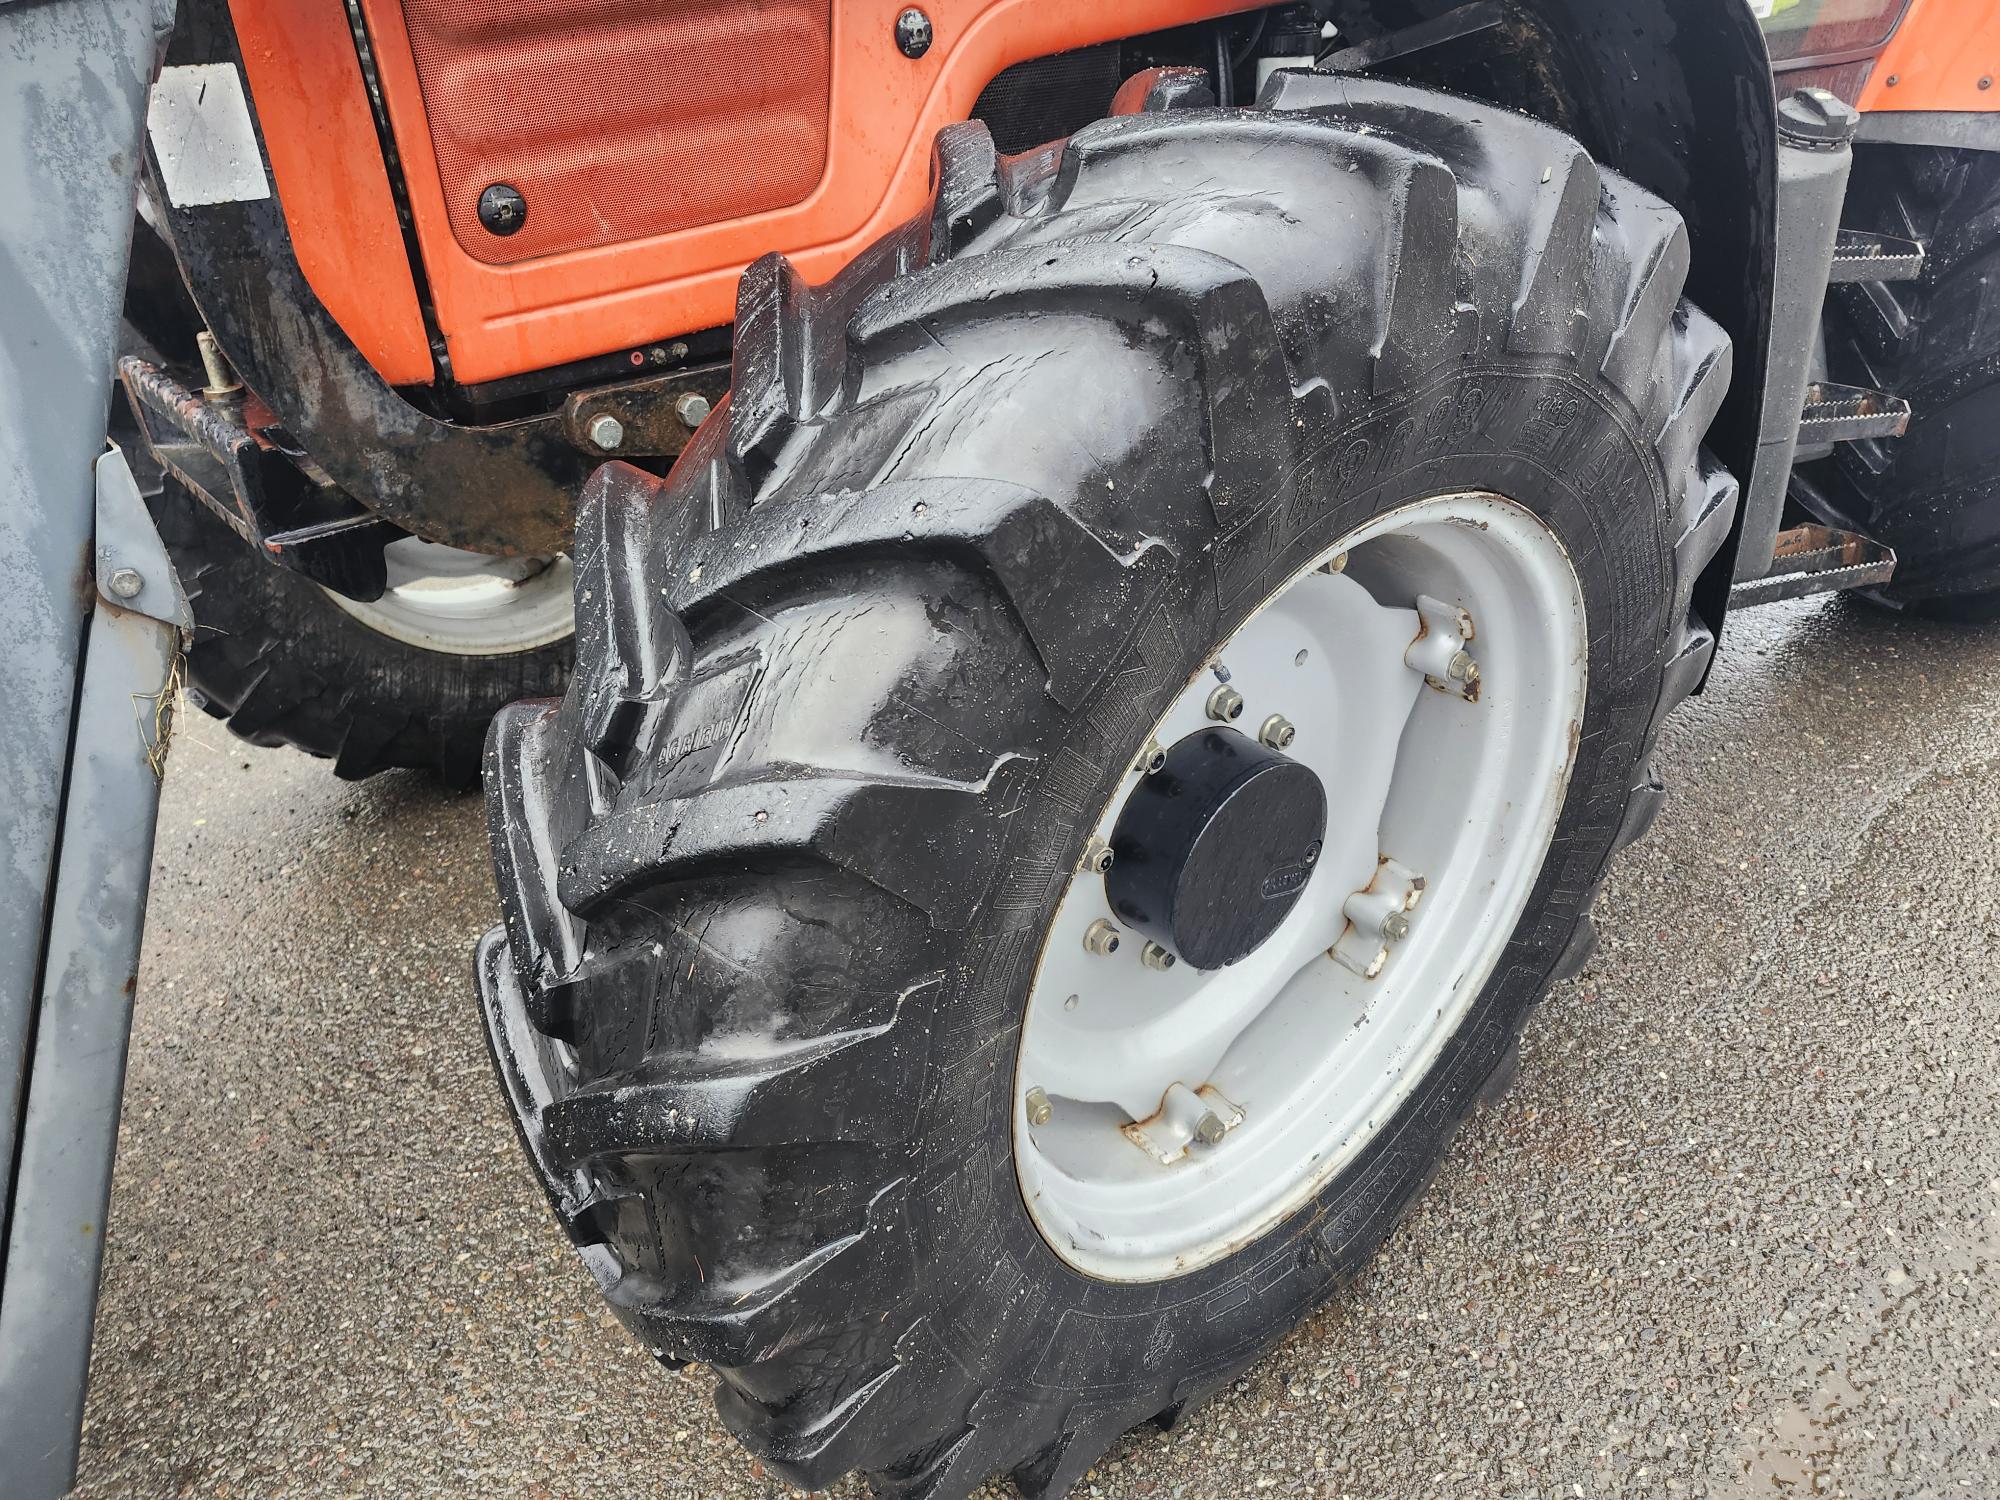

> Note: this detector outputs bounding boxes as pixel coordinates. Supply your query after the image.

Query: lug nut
[587,413,625,450]
[1140,940,1177,971]
[1083,918,1122,956]
[1135,737,1167,775]
[674,391,712,429]
[1025,1087,1054,1127]
[1322,551,1348,574]
[1446,649,1477,683]
[1258,713,1297,751]
[1206,684,1245,722]
[1381,911,1411,943]
[1193,1111,1227,1146]
[1081,836,1114,875]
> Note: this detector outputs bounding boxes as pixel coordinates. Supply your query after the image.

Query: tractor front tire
[480,79,1733,1498]
[156,478,572,787]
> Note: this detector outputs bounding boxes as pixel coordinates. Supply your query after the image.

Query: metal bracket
[1123,1082,1245,1166]
[1828,228,1924,284]
[561,361,731,459]
[1728,523,1896,608]
[95,444,193,631]
[119,355,404,600]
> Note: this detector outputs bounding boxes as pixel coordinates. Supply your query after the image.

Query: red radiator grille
[394,0,834,266]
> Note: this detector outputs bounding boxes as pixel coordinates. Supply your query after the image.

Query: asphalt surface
[77,592,2000,1500]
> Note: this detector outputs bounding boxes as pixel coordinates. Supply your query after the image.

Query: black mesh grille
[971,45,1126,156]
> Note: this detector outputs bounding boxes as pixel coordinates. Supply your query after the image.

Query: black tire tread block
[477,81,1734,1498]
[154,480,571,787]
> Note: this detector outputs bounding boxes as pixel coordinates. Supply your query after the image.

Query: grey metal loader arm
[0,1,185,1496]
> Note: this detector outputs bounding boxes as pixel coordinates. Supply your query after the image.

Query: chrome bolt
[1025,1086,1054,1127]
[1083,918,1122,956]
[1206,684,1245,722]
[1081,836,1115,875]
[1322,551,1348,574]
[587,413,625,450]
[108,567,144,599]
[1381,911,1411,943]
[1193,1111,1227,1146]
[675,391,713,429]
[1258,713,1297,751]
[1140,940,1177,971]
[1446,649,1477,683]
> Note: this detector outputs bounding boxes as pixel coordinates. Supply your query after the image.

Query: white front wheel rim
[1014,492,1589,1282]
[324,537,575,656]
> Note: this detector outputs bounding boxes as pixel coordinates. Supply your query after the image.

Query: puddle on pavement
[1733,1194,1999,1494]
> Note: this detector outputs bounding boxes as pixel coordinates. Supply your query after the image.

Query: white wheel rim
[324,538,575,656]
[1014,492,1588,1282]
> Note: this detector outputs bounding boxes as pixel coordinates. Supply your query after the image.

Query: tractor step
[1828,227,1925,283]
[1797,380,1912,444]
[1729,523,1896,608]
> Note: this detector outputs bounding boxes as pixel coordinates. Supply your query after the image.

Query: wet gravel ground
[77,593,2000,1500]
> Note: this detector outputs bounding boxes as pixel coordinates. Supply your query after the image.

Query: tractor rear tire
[479,80,1732,1498]
[155,477,572,788]
[1800,143,2000,619]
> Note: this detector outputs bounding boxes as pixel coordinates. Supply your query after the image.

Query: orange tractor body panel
[234,0,1263,389]
[227,0,434,386]
[1859,0,2000,113]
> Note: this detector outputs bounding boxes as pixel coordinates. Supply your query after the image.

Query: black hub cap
[1105,726,1327,970]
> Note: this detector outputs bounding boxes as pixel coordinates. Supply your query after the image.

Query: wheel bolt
[1322,551,1348,574]
[1382,911,1411,943]
[1140,940,1177,971]
[1446,649,1478,683]
[1206,684,1245,722]
[1136,738,1167,776]
[1193,1111,1226,1146]
[1081,836,1114,875]
[1258,713,1297,751]
[1083,918,1122,956]
[1025,1087,1054,1127]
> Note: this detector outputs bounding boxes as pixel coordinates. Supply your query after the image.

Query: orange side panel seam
[227,0,435,387]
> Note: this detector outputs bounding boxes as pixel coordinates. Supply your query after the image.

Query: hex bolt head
[1193,1111,1227,1146]
[894,6,933,57]
[108,567,144,599]
[1322,551,1348,574]
[587,413,625,451]
[1081,836,1115,875]
[1206,684,1245,722]
[1083,918,1122,956]
[1135,738,1167,776]
[1446,649,1477,683]
[1025,1087,1054,1127]
[675,391,713,429]
[1258,713,1297,751]
[1140,940,1177,971]
[1381,911,1411,943]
